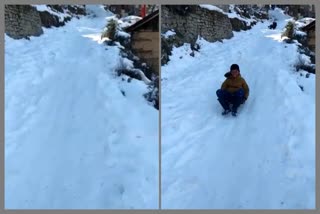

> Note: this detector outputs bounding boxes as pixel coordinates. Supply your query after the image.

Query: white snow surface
[161,9,315,209]
[269,7,292,22]
[101,14,140,40]
[200,4,255,26]
[5,5,158,209]
[199,5,225,13]
[295,17,315,29]
[163,30,176,39]
[119,58,151,84]
[298,54,312,65]
[117,30,131,38]
[295,30,307,36]
[119,15,142,28]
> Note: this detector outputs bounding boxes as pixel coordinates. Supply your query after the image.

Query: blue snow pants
[216,89,245,112]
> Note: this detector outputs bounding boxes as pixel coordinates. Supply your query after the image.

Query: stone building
[301,20,315,52]
[125,10,159,75]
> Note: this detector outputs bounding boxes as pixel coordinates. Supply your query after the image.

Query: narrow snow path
[161,12,315,209]
[5,6,158,209]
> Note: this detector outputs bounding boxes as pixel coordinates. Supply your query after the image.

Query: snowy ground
[199,4,255,25]
[5,5,158,209]
[161,8,315,209]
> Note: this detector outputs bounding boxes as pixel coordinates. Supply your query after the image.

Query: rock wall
[5,5,43,39]
[161,5,263,65]
[5,5,86,39]
[39,5,86,28]
[162,5,233,44]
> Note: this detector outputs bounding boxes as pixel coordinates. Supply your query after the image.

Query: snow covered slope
[5,5,158,209]
[161,8,315,209]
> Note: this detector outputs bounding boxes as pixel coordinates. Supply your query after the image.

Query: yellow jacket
[221,74,249,99]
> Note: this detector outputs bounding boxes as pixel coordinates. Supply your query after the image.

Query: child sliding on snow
[216,64,249,117]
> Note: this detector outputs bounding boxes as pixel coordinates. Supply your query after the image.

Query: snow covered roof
[125,10,159,32]
[301,20,315,32]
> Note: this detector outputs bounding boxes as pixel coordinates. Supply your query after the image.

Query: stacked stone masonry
[162,5,234,44]
[5,5,86,39]
[5,5,43,39]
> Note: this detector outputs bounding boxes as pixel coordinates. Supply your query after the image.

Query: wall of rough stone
[162,5,233,44]
[5,5,43,39]
[161,5,264,65]
[5,5,86,39]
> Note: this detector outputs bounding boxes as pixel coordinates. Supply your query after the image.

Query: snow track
[5,5,158,209]
[161,9,315,209]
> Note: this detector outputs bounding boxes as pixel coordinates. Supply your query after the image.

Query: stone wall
[5,5,43,39]
[280,5,316,18]
[161,5,235,65]
[162,5,233,44]
[5,5,86,39]
[161,5,264,65]
[39,5,86,28]
[230,18,251,32]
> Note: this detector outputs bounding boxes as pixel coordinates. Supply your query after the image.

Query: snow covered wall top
[5,5,86,39]
[161,5,233,44]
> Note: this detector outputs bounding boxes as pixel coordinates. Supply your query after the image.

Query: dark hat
[230,64,240,72]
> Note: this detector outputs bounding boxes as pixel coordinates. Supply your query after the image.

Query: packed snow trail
[5,6,158,209]
[161,9,315,209]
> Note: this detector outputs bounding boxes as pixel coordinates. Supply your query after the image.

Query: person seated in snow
[216,64,249,116]
[268,21,277,29]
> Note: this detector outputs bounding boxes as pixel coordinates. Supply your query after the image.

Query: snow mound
[269,7,292,22]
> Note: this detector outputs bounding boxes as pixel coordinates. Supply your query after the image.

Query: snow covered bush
[282,19,316,73]
[101,18,131,48]
[101,19,118,41]
[294,54,315,74]
[282,21,295,41]
[115,57,140,79]
[115,57,158,109]
[281,20,308,46]
[101,28,109,40]
[115,57,152,84]
[143,75,159,110]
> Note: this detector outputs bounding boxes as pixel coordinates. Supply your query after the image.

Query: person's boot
[231,95,242,116]
[222,109,231,115]
[231,104,238,116]
[231,105,238,116]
